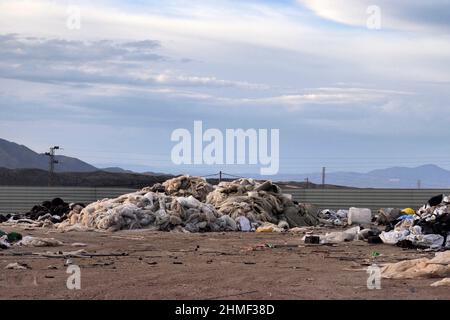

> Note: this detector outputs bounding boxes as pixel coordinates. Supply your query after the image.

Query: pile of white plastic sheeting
[56,177,319,232]
[161,175,214,202]
[206,179,318,227]
[58,190,230,232]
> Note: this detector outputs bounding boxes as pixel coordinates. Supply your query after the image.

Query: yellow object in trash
[256,226,275,233]
[401,208,416,215]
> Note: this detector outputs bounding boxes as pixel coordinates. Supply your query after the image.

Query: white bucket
[348,207,372,225]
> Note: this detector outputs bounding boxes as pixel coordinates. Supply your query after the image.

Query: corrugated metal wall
[285,188,450,212]
[0,186,449,214]
[0,186,136,214]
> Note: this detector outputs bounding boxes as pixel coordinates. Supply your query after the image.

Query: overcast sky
[1,0,450,175]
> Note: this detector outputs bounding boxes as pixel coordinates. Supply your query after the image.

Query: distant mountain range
[267,164,450,188]
[1,138,450,188]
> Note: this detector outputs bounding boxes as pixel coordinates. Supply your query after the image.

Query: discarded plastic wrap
[16,236,63,247]
[321,226,361,244]
[381,251,450,279]
[236,216,251,232]
[379,230,410,245]
[406,234,445,249]
[162,176,213,202]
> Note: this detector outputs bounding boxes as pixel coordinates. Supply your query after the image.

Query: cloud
[0,34,269,90]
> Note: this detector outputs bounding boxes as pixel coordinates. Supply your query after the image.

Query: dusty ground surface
[0,225,449,300]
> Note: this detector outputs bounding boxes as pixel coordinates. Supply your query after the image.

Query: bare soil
[0,226,449,300]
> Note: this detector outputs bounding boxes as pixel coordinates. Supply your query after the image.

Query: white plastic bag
[236,216,251,232]
[379,230,409,245]
[322,226,360,243]
[406,234,444,249]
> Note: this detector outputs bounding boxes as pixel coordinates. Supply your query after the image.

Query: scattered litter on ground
[71,242,88,247]
[16,236,63,247]
[0,230,23,249]
[5,262,30,270]
[318,209,348,226]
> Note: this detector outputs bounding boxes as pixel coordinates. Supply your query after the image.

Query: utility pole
[45,146,60,186]
[219,171,223,183]
[305,177,309,189]
[322,167,326,188]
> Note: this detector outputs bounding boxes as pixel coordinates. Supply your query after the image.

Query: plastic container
[348,207,372,225]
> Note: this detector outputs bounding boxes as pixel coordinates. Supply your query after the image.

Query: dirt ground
[0,226,449,300]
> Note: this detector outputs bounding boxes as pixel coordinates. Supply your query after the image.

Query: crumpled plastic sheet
[15,236,63,247]
[381,251,450,280]
[206,179,318,227]
[320,226,361,244]
[160,175,214,202]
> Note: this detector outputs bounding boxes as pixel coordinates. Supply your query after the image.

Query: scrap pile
[2,198,85,228]
[58,190,229,232]
[206,179,319,228]
[55,176,318,232]
[377,195,450,250]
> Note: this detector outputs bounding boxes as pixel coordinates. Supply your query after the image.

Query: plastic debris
[236,216,252,232]
[318,209,348,226]
[161,175,213,202]
[321,226,361,244]
[16,236,63,247]
[381,251,450,279]
[5,262,30,270]
[430,278,450,287]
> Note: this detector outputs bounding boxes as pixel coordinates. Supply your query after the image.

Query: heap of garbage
[2,198,85,227]
[304,197,450,250]
[55,176,319,232]
[375,195,450,250]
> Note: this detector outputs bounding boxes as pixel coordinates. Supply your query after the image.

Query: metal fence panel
[0,186,136,214]
[284,188,450,212]
[1,186,449,214]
